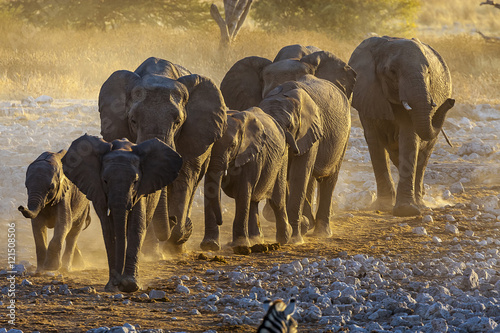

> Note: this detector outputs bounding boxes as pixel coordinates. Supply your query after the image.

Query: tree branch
[210,3,230,46]
[480,0,500,9]
[476,30,500,42]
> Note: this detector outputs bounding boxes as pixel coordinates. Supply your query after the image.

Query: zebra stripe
[257,299,297,333]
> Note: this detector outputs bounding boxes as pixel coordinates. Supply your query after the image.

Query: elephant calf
[62,135,182,292]
[19,150,91,273]
[202,108,295,250]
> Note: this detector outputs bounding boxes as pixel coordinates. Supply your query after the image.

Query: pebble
[413,226,428,235]
[176,284,190,294]
[148,290,166,299]
[422,215,433,223]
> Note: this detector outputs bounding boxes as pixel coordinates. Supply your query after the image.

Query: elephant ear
[348,37,394,120]
[176,74,227,160]
[301,51,357,99]
[62,134,112,208]
[133,138,183,197]
[51,150,71,205]
[230,109,266,167]
[220,56,272,110]
[288,88,324,156]
[98,70,141,142]
[134,57,191,79]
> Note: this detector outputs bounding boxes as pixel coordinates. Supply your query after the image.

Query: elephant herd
[18,36,455,292]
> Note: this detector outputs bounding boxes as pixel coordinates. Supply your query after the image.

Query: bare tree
[478,1,500,42]
[211,0,253,48]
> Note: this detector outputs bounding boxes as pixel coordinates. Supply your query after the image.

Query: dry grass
[0,9,499,104]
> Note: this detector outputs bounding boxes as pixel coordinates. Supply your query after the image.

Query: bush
[251,0,421,38]
[1,0,212,30]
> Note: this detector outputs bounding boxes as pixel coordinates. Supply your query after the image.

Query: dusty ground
[2,184,500,333]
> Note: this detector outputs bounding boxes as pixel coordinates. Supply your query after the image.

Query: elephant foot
[142,241,162,259]
[290,233,305,244]
[43,258,61,272]
[371,197,394,212]
[312,219,332,238]
[104,280,120,292]
[393,203,421,217]
[262,202,276,223]
[120,276,141,293]
[229,237,251,248]
[300,216,310,236]
[163,241,186,255]
[416,198,429,210]
[276,223,293,245]
[170,218,194,245]
[200,238,221,252]
[249,235,264,246]
[72,249,85,269]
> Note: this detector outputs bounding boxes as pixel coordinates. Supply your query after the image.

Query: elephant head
[62,134,182,291]
[348,36,454,141]
[99,59,226,162]
[259,81,322,156]
[19,150,69,219]
[220,44,356,111]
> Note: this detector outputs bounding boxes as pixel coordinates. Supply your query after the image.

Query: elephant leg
[414,139,437,208]
[313,172,340,238]
[362,121,395,211]
[121,201,147,293]
[232,183,252,247]
[60,221,85,272]
[287,147,317,243]
[269,166,292,245]
[303,178,317,230]
[95,209,118,292]
[45,205,71,271]
[393,124,420,217]
[151,188,170,242]
[31,218,48,273]
[248,201,264,245]
[72,244,84,269]
[262,199,276,223]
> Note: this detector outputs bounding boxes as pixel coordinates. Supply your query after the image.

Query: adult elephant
[63,135,183,292]
[348,36,455,217]
[99,57,227,252]
[220,45,355,241]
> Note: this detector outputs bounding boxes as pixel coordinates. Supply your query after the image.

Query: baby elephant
[19,150,91,273]
[62,135,183,292]
[202,108,295,250]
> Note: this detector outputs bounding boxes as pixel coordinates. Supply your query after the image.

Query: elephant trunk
[112,206,128,281]
[399,75,446,142]
[18,191,46,219]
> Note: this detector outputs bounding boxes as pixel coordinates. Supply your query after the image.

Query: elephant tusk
[402,101,412,111]
[224,169,227,177]
[107,208,111,216]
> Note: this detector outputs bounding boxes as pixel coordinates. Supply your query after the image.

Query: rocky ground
[0,99,500,332]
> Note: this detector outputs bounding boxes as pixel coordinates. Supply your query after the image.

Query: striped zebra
[257,298,297,333]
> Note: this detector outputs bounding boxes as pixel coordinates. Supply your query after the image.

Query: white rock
[465,230,474,237]
[445,223,459,234]
[413,227,428,235]
[176,284,190,294]
[445,214,456,222]
[433,236,442,244]
[149,289,166,299]
[422,215,433,223]
[443,190,453,200]
[35,95,54,106]
[450,182,465,194]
